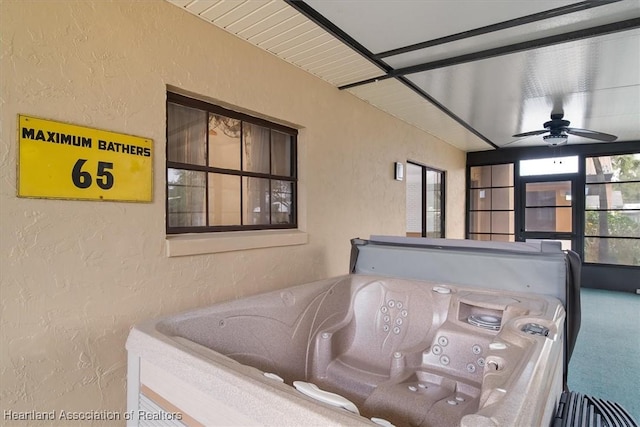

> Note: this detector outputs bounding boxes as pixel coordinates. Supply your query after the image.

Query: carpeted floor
[567,288,640,422]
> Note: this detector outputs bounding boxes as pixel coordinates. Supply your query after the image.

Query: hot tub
[127,237,577,427]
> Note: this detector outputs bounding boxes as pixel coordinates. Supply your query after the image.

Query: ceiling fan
[512,113,617,147]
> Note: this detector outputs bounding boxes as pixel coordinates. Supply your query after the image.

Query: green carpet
[567,288,640,422]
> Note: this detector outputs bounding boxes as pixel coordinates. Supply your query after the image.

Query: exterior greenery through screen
[584,154,640,266]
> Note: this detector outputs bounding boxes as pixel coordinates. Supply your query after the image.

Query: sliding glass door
[406,162,445,238]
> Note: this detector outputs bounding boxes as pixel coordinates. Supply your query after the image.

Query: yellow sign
[18,115,153,202]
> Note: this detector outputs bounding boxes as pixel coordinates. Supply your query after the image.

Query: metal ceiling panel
[169,0,385,88]
[245,13,310,44]
[235,6,299,38]
[292,44,350,67]
[285,40,341,63]
[182,0,223,15]
[206,1,275,28]
[265,26,328,53]
[383,1,640,69]
[199,1,249,22]
[312,55,367,76]
[224,2,290,33]
[304,0,577,54]
[347,79,491,151]
[405,28,640,147]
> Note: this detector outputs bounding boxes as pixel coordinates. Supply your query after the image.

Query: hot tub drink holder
[127,236,637,427]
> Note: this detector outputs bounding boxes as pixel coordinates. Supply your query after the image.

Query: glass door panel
[520,179,576,250]
[524,181,572,232]
[406,163,423,238]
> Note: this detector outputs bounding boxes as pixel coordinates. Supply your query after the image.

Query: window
[584,154,640,266]
[406,162,445,238]
[468,163,515,242]
[166,93,297,233]
[519,156,579,176]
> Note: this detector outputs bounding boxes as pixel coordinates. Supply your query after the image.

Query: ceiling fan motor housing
[544,118,571,131]
[543,115,570,145]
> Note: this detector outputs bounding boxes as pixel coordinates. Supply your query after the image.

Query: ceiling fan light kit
[543,134,569,146]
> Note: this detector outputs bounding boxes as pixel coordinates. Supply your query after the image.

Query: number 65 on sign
[18,115,153,202]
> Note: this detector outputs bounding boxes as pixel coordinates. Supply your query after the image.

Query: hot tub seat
[308,277,440,404]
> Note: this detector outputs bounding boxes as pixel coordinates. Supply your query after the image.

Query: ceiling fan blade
[512,129,548,137]
[565,128,617,142]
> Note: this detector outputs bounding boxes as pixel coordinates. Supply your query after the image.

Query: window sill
[165,229,308,257]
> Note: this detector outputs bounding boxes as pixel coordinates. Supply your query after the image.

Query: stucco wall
[0,0,465,423]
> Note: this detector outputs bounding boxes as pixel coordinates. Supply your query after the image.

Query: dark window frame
[166,92,298,234]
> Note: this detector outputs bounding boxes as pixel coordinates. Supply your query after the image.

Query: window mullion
[205,114,210,227]
[269,130,273,226]
[240,121,244,226]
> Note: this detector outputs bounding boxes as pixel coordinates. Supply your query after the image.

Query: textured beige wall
[0,0,465,423]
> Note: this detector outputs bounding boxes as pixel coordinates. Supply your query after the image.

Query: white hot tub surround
[127,274,566,427]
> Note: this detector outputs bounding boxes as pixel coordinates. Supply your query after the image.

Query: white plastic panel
[305,0,577,54]
[383,1,640,68]
[167,0,386,88]
[406,28,640,147]
[207,1,275,28]
[235,5,299,39]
